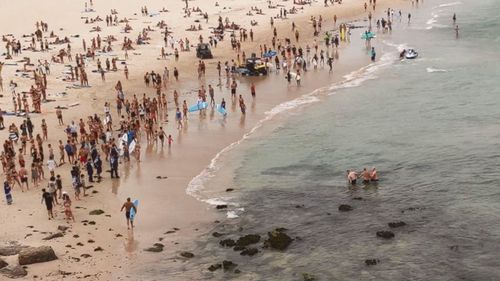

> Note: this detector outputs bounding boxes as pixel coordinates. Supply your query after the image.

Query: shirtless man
[346,170,357,185]
[120,197,137,229]
[361,168,371,184]
[370,168,379,181]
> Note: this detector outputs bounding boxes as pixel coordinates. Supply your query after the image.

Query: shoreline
[0,0,408,280]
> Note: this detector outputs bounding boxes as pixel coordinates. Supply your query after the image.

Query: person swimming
[361,168,371,184]
[370,167,379,181]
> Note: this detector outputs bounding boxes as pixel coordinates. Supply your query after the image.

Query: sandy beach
[0,0,409,280]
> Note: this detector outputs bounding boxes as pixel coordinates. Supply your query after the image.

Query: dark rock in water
[0,258,7,269]
[222,260,237,271]
[208,264,221,272]
[212,232,225,238]
[401,206,424,213]
[216,205,228,210]
[233,246,245,251]
[353,197,364,201]
[275,227,288,232]
[0,244,29,256]
[180,251,194,258]
[94,247,104,252]
[234,269,241,274]
[43,232,64,240]
[365,259,380,266]
[388,221,407,228]
[219,239,236,247]
[240,248,258,256]
[295,204,305,208]
[235,234,261,247]
[265,229,293,250]
[214,220,220,224]
[0,265,28,278]
[57,225,69,232]
[89,209,105,215]
[450,245,459,251]
[338,204,353,212]
[226,188,234,192]
[302,273,316,281]
[144,243,163,253]
[18,246,57,265]
[376,231,395,239]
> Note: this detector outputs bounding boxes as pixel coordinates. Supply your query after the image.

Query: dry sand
[0,0,406,280]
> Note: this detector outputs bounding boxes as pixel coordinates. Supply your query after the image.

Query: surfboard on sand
[188,102,208,112]
[217,105,227,116]
[130,200,139,221]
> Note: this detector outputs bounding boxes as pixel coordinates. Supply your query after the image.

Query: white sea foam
[187,40,403,206]
[426,67,447,73]
[437,2,462,8]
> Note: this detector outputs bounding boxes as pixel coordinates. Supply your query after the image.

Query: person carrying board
[121,198,137,229]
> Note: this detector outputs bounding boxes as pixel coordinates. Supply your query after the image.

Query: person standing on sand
[121,197,137,229]
[370,47,376,62]
[4,181,12,205]
[63,192,75,222]
[176,108,183,129]
[250,83,256,98]
[41,188,54,219]
[109,144,119,178]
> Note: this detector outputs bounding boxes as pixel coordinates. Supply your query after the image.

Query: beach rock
[80,254,92,258]
[365,259,379,266]
[219,239,236,247]
[89,209,105,215]
[165,230,176,234]
[0,258,7,269]
[57,225,69,232]
[180,252,194,259]
[0,265,28,278]
[94,247,104,252]
[265,229,293,250]
[226,188,234,192]
[302,273,316,281]
[233,246,245,251]
[0,245,29,256]
[376,231,395,239]
[240,248,258,256]
[144,243,164,253]
[42,232,64,240]
[388,221,407,228]
[338,204,353,212]
[208,264,221,272]
[222,260,237,271]
[87,240,95,243]
[235,234,261,247]
[216,205,228,210]
[18,246,57,265]
[212,232,225,238]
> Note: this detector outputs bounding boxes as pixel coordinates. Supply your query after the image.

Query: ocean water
[183,1,500,280]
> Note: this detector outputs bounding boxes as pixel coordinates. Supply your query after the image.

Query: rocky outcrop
[89,209,105,215]
[57,225,69,232]
[376,231,395,239]
[208,264,221,272]
[0,265,28,278]
[219,239,236,247]
[0,245,29,256]
[180,252,194,258]
[216,205,228,210]
[388,221,406,228]
[222,260,237,271]
[0,258,7,269]
[144,243,164,253]
[365,259,379,266]
[302,273,316,281]
[338,204,353,212]
[42,232,64,240]
[264,229,293,250]
[240,248,258,256]
[212,232,225,238]
[18,246,57,265]
[235,234,260,247]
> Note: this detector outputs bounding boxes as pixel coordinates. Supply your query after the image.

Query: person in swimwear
[361,168,371,184]
[346,170,357,185]
[121,197,137,229]
[370,167,379,181]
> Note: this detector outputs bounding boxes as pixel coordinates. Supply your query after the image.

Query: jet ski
[404,49,418,59]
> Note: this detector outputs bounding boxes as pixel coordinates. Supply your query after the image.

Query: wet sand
[0,0,405,280]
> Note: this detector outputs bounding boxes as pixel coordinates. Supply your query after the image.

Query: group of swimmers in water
[346,168,378,185]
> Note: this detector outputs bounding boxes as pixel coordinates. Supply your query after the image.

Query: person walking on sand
[41,188,55,219]
[250,82,256,98]
[175,108,183,129]
[63,192,75,222]
[370,47,376,62]
[121,197,137,229]
[4,181,13,205]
